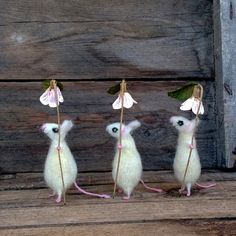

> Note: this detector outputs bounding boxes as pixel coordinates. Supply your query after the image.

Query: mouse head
[170,116,197,133]
[106,120,141,139]
[41,120,73,141]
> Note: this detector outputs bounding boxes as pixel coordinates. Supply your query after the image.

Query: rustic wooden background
[0,0,216,174]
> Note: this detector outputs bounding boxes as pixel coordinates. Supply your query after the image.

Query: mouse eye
[52,128,59,133]
[112,127,118,133]
[177,120,184,126]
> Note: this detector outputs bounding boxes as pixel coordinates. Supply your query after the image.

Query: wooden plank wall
[0,0,216,173]
[214,0,236,168]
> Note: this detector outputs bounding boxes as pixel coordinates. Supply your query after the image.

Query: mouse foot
[123,195,130,200]
[55,195,62,203]
[186,192,191,197]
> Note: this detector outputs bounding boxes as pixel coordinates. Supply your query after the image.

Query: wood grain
[214,0,236,167]
[0,191,235,228]
[0,170,234,191]
[0,171,235,235]
[0,81,216,173]
[0,178,235,209]
[0,0,213,80]
[1,220,236,236]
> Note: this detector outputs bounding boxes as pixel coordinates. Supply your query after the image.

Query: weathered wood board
[0,0,213,80]
[1,220,235,236]
[214,0,236,167]
[0,172,236,236]
[0,81,216,173]
[0,170,235,191]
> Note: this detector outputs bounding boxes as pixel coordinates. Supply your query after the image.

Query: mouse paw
[56,146,62,151]
[123,195,130,200]
[186,192,191,197]
[55,196,62,203]
[117,144,122,150]
[188,144,196,149]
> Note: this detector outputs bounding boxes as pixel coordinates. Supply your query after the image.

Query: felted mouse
[41,120,110,203]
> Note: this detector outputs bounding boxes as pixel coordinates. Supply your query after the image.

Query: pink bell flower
[112,92,137,110]
[40,86,64,108]
[180,96,204,115]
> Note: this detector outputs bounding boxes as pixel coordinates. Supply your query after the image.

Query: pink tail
[140,179,163,193]
[195,183,216,189]
[74,182,110,199]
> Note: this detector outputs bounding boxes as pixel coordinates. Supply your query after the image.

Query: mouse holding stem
[170,116,216,196]
[106,120,163,200]
[41,120,110,203]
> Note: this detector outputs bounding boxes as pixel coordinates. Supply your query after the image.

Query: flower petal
[39,88,50,105]
[40,86,64,107]
[123,92,137,109]
[112,95,122,109]
[191,99,204,115]
[57,87,64,103]
[199,102,204,114]
[48,90,57,108]
[191,100,199,114]
[112,92,137,110]
[180,97,194,111]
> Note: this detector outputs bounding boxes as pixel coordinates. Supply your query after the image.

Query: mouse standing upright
[41,120,110,203]
[170,116,215,196]
[106,120,162,200]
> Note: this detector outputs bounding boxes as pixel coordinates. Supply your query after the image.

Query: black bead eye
[52,128,59,133]
[177,120,184,126]
[112,127,118,133]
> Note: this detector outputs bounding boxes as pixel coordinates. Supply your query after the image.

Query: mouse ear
[125,120,141,134]
[60,120,73,138]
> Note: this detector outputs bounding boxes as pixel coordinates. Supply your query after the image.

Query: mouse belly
[112,155,142,195]
[44,153,78,193]
[173,151,201,186]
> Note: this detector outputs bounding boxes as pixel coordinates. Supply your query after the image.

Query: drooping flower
[180,96,204,115]
[40,85,64,108]
[112,92,137,109]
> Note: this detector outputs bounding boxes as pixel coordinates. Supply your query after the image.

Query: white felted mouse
[170,116,215,196]
[41,120,110,203]
[106,120,162,200]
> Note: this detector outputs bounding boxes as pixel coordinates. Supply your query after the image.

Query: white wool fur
[42,120,77,198]
[106,120,142,197]
[170,116,201,192]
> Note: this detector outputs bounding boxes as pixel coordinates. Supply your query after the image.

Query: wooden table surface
[0,170,236,235]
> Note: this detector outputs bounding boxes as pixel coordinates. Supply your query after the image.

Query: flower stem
[113,80,126,198]
[52,80,66,205]
[182,84,203,190]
